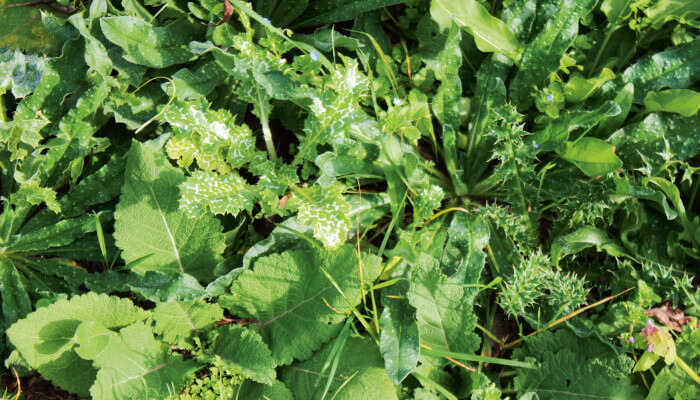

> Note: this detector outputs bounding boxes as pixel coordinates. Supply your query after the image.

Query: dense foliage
[0,0,699,399]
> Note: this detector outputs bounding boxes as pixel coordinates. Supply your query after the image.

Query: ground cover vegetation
[0,0,698,398]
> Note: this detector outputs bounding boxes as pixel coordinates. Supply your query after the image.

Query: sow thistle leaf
[407,254,481,365]
[114,139,225,282]
[153,300,224,349]
[221,245,381,364]
[90,321,199,400]
[282,337,399,400]
[292,182,352,249]
[178,170,255,218]
[6,293,151,397]
[209,325,277,385]
[430,0,521,60]
[99,16,197,68]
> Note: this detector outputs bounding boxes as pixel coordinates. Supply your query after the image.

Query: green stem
[676,356,700,385]
[0,92,7,123]
[506,132,537,243]
[589,26,616,77]
[256,89,277,161]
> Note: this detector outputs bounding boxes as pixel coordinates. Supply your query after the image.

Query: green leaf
[99,16,197,68]
[644,89,700,116]
[379,280,419,384]
[616,37,700,103]
[114,139,226,282]
[0,47,45,98]
[646,0,700,29]
[6,293,151,397]
[282,337,399,400]
[293,182,352,249]
[561,138,623,177]
[209,325,277,385]
[430,0,521,60]
[74,320,115,361]
[178,170,256,218]
[220,245,381,365]
[292,0,403,28]
[608,113,700,168]
[407,254,481,365]
[600,0,634,25]
[551,226,632,266]
[68,15,112,77]
[90,321,199,400]
[162,61,227,101]
[534,101,621,152]
[440,213,489,289]
[153,300,223,349]
[510,0,598,108]
[513,330,643,399]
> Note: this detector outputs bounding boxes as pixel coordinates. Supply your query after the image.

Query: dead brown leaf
[645,300,691,332]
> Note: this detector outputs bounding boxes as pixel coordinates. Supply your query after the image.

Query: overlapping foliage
[0,0,698,399]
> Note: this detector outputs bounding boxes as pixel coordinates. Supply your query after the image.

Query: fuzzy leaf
[153,300,224,349]
[114,140,225,282]
[209,325,277,385]
[221,245,381,364]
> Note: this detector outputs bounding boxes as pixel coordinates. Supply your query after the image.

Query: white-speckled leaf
[294,182,351,249]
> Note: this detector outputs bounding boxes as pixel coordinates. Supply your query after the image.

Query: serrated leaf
[430,0,521,60]
[282,337,399,400]
[510,0,598,108]
[561,138,623,177]
[379,280,419,384]
[153,300,223,349]
[90,321,199,400]
[114,139,225,282]
[6,293,151,396]
[0,46,45,98]
[210,325,277,385]
[178,170,256,218]
[221,245,381,364]
[407,254,481,365]
[534,101,621,152]
[99,16,197,68]
[294,182,352,249]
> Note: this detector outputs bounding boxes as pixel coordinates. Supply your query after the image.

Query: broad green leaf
[561,138,623,177]
[644,89,700,116]
[379,280,419,384]
[0,259,32,328]
[551,226,632,266]
[153,300,223,349]
[256,0,308,27]
[407,254,480,365]
[161,61,227,101]
[0,47,45,98]
[6,293,151,396]
[6,212,105,253]
[601,0,634,25]
[74,321,115,361]
[510,0,598,107]
[85,270,208,302]
[68,15,112,77]
[534,101,621,152]
[90,321,199,400]
[616,37,700,103]
[596,83,634,136]
[646,0,700,28]
[440,213,489,289]
[293,182,352,249]
[431,0,521,60]
[282,337,399,400]
[99,16,197,68]
[233,380,294,400]
[513,330,643,399]
[608,113,700,168]
[114,139,225,282]
[178,170,256,218]
[209,325,277,385]
[221,245,381,364]
[0,0,53,53]
[292,0,403,28]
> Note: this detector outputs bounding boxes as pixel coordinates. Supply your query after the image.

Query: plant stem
[0,92,7,123]
[506,132,537,243]
[676,356,700,385]
[256,89,277,161]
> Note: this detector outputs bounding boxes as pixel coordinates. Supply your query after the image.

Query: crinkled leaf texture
[407,254,481,366]
[209,325,277,385]
[513,329,643,399]
[282,337,399,400]
[153,300,224,349]
[89,321,199,400]
[221,245,381,365]
[114,139,225,282]
[6,293,151,397]
[293,182,352,249]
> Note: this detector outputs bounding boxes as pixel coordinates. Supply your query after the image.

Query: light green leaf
[293,182,352,249]
[646,0,700,28]
[534,101,621,152]
[209,325,277,385]
[551,226,632,266]
[99,16,197,68]
[69,15,112,77]
[6,293,151,397]
[510,0,598,107]
[74,321,115,361]
[644,89,700,116]
[221,245,381,364]
[282,337,399,400]
[162,61,227,101]
[561,138,623,177]
[178,170,255,218]
[90,321,199,400]
[430,0,521,60]
[114,139,225,282]
[153,300,223,349]
[600,0,634,26]
[379,280,419,384]
[440,213,489,288]
[407,254,480,365]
